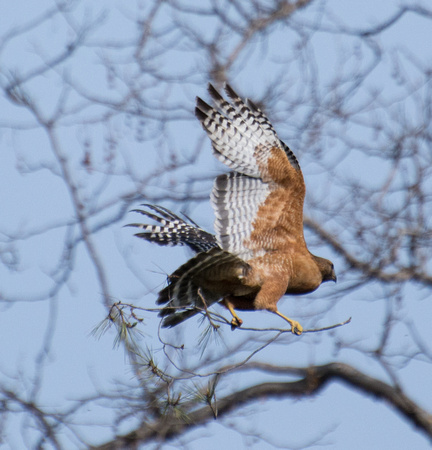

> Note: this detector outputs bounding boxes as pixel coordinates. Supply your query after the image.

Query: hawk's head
[314,256,337,284]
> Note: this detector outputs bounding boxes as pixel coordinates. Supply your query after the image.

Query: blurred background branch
[1,0,431,448]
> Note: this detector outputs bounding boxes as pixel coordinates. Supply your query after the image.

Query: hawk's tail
[157,247,251,327]
[126,204,219,254]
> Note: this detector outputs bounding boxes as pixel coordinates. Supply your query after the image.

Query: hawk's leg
[253,277,302,335]
[274,310,303,335]
[222,299,243,328]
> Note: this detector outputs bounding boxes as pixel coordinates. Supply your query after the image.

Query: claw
[230,316,243,330]
[274,310,303,335]
[223,299,243,330]
[291,321,303,335]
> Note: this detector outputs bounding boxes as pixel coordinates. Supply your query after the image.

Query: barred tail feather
[157,248,251,327]
[158,309,199,328]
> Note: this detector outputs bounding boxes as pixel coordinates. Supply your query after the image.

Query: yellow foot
[290,320,303,335]
[274,310,303,335]
[222,298,244,330]
[230,316,243,329]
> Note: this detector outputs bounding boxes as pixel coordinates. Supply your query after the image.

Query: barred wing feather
[211,172,274,261]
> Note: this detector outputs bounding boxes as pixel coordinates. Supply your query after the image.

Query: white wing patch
[211,172,273,261]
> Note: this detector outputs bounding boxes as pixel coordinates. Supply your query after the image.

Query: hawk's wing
[195,84,300,179]
[196,84,306,261]
[211,172,305,261]
[211,172,272,261]
[127,204,218,253]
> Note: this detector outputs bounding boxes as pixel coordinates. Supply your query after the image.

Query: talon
[274,310,303,336]
[292,321,303,335]
[223,298,243,330]
[230,316,243,330]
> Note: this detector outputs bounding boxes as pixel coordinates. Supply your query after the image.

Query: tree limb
[92,362,432,448]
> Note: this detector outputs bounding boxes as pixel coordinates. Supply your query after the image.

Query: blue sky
[1,1,432,448]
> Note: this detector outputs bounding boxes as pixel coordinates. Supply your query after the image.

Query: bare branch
[92,362,432,448]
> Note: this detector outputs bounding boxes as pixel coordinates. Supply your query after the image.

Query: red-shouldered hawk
[128,84,336,335]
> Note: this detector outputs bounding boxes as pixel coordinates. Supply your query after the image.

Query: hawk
[128,84,336,334]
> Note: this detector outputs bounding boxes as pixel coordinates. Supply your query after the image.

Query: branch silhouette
[93,362,432,448]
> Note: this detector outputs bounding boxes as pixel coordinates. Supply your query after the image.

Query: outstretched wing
[195,84,300,178]
[211,172,272,261]
[196,84,306,261]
